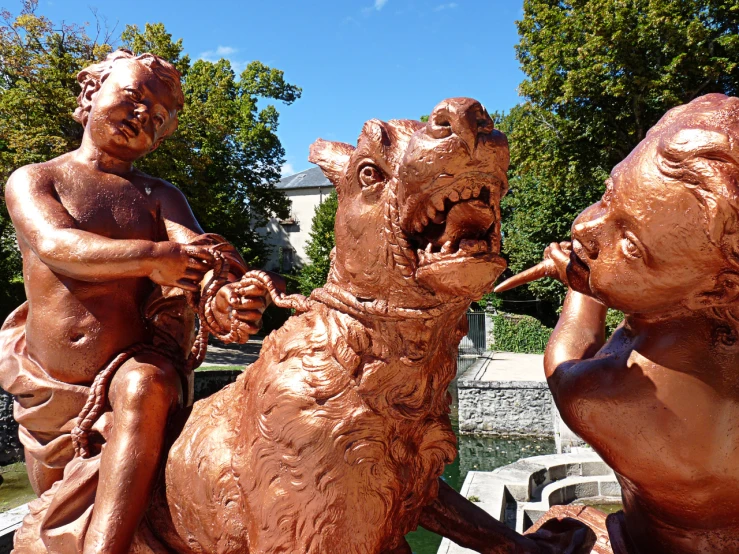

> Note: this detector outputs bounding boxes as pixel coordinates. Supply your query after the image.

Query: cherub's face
[86,59,179,161]
[568,137,726,315]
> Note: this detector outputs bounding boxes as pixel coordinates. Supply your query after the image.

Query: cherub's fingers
[176,278,199,291]
[547,242,571,266]
[235,283,268,298]
[183,245,215,265]
[233,298,266,312]
[232,309,265,323]
[184,267,208,281]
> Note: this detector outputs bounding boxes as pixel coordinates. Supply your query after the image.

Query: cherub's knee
[111,357,182,414]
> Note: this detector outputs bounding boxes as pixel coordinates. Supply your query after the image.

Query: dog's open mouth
[405,174,499,268]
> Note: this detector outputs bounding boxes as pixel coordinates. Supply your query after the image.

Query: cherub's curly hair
[652,94,739,330]
[74,49,184,128]
[653,94,739,265]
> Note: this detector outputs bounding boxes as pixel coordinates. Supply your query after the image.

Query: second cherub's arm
[544,288,607,380]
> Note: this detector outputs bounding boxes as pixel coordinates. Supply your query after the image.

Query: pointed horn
[493,259,556,293]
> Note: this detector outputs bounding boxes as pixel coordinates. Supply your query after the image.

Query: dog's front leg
[419,478,540,553]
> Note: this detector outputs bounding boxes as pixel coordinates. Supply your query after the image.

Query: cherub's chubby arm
[539,242,608,381]
[5,165,213,290]
[420,479,594,553]
[153,179,270,336]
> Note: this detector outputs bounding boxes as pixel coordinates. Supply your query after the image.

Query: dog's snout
[428,97,494,151]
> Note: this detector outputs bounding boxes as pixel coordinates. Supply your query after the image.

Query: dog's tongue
[435,200,494,247]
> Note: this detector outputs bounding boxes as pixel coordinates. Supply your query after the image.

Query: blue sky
[33,0,526,176]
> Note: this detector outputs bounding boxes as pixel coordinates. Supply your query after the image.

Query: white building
[261,166,332,272]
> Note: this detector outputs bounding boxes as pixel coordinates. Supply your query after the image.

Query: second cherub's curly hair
[651,94,739,334]
[74,49,184,128]
[653,94,739,267]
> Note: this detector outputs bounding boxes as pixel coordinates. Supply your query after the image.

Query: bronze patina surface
[497,93,739,554]
[155,98,529,554]
[1,50,266,554]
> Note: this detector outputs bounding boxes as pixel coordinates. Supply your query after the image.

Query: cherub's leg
[82,353,182,554]
[24,450,64,496]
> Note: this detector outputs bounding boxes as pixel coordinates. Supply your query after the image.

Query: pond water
[405,383,556,554]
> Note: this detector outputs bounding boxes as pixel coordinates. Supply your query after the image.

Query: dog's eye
[358,164,384,188]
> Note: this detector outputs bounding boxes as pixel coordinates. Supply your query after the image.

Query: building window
[280,247,295,272]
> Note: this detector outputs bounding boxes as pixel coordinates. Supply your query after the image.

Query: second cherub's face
[568,136,727,315]
[85,59,179,162]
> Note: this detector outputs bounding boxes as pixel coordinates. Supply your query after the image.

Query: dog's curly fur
[155,101,509,554]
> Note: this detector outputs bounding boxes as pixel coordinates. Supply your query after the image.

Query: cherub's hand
[541,241,572,286]
[148,242,214,291]
[149,242,215,291]
[211,281,268,341]
[494,241,573,294]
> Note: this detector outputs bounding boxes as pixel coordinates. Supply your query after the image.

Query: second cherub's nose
[428,97,495,153]
[572,202,606,260]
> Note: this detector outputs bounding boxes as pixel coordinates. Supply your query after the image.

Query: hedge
[491,309,624,355]
[490,314,552,354]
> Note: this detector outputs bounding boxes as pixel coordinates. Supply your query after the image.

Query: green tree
[122,23,300,267]
[502,0,739,307]
[0,4,300,318]
[297,190,338,295]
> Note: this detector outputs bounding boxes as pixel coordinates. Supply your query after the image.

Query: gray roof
[277,166,331,190]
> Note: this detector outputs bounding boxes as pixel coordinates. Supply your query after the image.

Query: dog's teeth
[426,205,437,219]
[448,190,460,202]
[441,241,454,254]
[461,187,472,200]
[420,215,429,227]
[431,195,445,211]
[472,185,481,198]
[425,243,434,253]
[414,220,425,233]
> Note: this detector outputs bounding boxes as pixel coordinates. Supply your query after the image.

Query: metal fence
[460,311,487,355]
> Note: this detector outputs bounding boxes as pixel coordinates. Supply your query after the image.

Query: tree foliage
[0,1,114,317]
[121,23,300,266]
[0,2,300,318]
[296,190,338,295]
[501,0,739,307]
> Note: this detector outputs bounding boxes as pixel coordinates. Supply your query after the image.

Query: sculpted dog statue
[149,98,565,554]
[154,97,517,554]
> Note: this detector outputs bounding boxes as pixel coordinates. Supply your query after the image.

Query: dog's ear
[309,139,355,191]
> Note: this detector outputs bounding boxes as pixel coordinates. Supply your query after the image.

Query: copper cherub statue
[497,93,739,554]
[1,50,267,553]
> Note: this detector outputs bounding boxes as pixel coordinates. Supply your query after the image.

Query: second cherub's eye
[621,232,642,259]
[358,164,385,188]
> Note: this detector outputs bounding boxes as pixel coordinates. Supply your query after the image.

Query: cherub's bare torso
[552,318,739,553]
[19,153,169,383]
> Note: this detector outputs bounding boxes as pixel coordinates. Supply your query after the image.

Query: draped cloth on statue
[0,234,246,553]
[0,297,191,554]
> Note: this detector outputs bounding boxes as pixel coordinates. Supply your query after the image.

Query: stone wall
[458,381,554,437]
